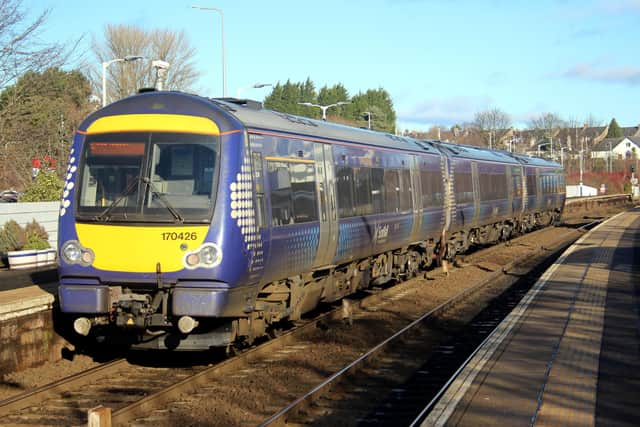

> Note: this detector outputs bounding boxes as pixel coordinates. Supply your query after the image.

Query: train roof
[91,91,562,170]
[210,98,441,155]
[214,98,561,169]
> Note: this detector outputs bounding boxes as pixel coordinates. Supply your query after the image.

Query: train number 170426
[161,231,198,241]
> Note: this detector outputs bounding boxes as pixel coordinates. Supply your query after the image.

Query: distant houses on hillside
[590,137,640,160]
[405,123,640,161]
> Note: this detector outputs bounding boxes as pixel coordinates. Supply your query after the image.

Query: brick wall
[0,309,67,376]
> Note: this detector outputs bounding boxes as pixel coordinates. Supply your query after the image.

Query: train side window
[384,169,400,213]
[252,152,266,228]
[354,167,373,216]
[456,172,473,204]
[290,162,318,223]
[371,167,385,213]
[527,172,537,195]
[421,169,442,207]
[511,167,522,198]
[399,169,412,212]
[336,165,355,217]
[267,161,293,226]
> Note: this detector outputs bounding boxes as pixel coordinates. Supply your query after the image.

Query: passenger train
[57,91,565,350]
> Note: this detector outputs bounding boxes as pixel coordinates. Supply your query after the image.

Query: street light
[537,142,551,158]
[236,82,272,99]
[101,55,144,107]
[297,101,350,121]
[192,5,227,97]
[363,111,372,129]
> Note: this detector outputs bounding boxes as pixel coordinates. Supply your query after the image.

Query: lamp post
[579,149,584,196]
[101,55,144,107]
[297,101,350,121]
[236,82,272,99]
[192,5,227,97]
[537,142,551,158]
[363,111,372,129]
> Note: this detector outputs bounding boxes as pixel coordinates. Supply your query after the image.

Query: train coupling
[110,286,172,330]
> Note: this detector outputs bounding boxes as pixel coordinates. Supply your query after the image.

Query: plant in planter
[0,220,33,269]
[0,219,53,269]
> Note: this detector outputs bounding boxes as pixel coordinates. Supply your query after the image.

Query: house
[590,137,640,159]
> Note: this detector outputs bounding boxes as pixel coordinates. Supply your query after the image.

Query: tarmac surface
[424,208,640,427]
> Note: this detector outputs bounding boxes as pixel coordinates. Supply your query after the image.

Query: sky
[28,0,640,131]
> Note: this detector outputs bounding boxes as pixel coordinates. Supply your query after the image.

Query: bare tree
[528,112,565,155]
[472,108,512,149]
[0,0,78,90]
[92,24,200,104]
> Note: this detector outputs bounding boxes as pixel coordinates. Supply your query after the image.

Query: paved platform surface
[425,208,640,427]
[0,265,58,318]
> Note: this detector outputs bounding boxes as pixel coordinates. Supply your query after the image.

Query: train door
[442,155,453,232]
[312,143,338,268]
[471,161,480,225]
[506,166,513,217]
[536,168,543,210]
[521,166,528,213]
[408,155,423,243]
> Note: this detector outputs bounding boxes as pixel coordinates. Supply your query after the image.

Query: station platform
[0,265,57,320]
[424,208,640,427]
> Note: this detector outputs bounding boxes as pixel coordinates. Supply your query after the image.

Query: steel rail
[406,218,601,427]
[259,223,594,427]
[0,358,127,416]
[0,221,601,425]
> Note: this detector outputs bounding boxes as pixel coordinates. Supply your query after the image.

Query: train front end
[57,93,254,350]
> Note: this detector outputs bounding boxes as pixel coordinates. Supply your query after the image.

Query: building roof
[592,136,640,152]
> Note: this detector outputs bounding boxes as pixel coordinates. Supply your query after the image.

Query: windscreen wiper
[94,175,141,222]
[142,177,185,223]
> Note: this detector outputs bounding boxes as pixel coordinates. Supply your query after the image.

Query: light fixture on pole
[363,111,372,129]
[236,82,272,98]
[101,55,144,107]
[537,141,551,158]
[192,5,227,97]
[297,101,350,121]
[152,60,171,91]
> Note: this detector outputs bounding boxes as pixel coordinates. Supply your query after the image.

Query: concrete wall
[0,202,59,248]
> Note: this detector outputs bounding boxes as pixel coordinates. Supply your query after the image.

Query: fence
[0,202,59,248]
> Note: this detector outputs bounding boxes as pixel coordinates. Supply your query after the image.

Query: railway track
[260,220,600,427]
[0,221,599,426]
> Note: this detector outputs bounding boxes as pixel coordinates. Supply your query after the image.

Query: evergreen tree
[607,118,624,138]
[263,79,396,133]
[0,68,95,189]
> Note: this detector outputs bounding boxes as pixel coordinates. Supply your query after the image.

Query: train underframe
[73,209,561,351]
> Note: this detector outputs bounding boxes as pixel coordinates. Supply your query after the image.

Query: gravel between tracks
[0,204,625,424]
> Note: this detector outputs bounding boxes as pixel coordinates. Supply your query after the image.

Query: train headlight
[62,241,82,264]
[199,244,221,267]
[183,243,222,269]
[61,240,94,266]
[186,253,200,267]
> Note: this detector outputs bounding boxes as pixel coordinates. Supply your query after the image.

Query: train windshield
[76,132,219,223]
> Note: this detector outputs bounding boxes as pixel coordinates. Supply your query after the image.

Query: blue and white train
[57,91,565,350]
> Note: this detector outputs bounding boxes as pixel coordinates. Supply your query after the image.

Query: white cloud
[597,0,640,13]
[562,62,640,85]
[397,95,493,128]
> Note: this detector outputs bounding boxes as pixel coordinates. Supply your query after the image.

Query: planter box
[7,249,38,270]
[36,250,48,267]
[45,248,56,265]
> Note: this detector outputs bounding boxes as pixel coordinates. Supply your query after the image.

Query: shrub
[25,219,49,241]
[20,171,64,202]
[0,220,27,253]
[24,234,49,250]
